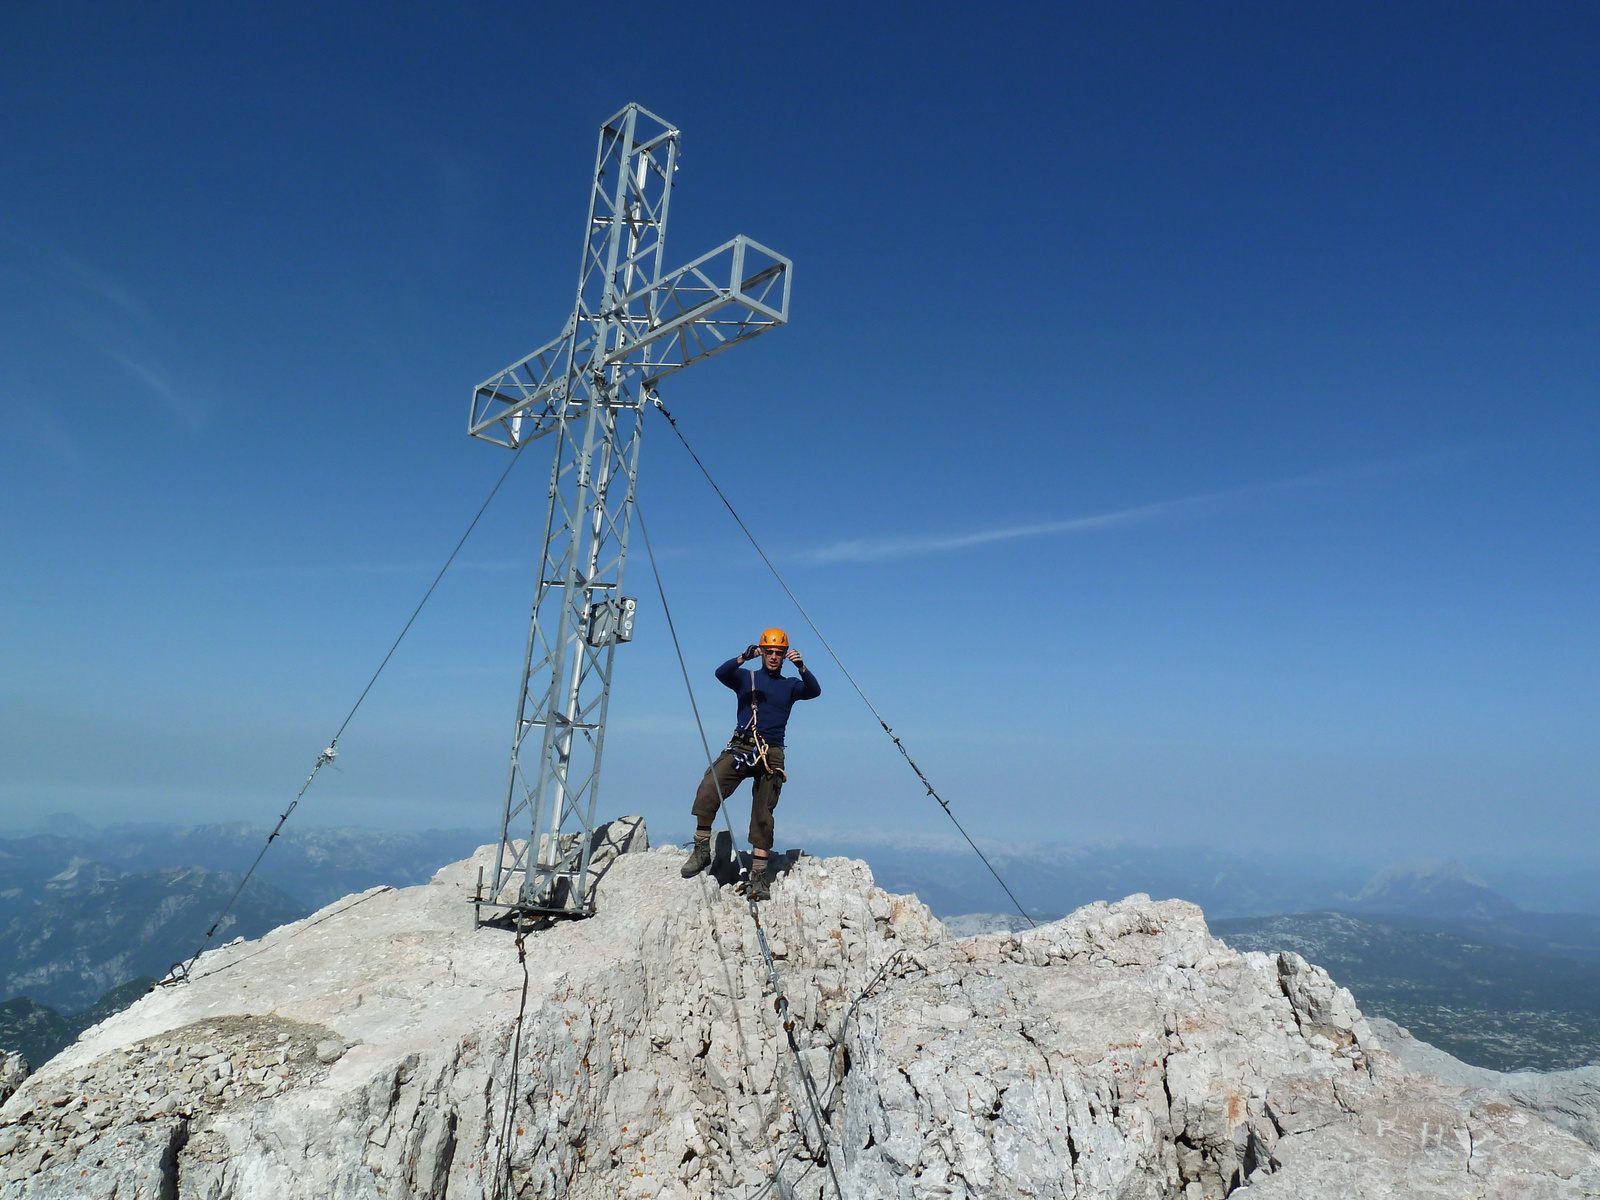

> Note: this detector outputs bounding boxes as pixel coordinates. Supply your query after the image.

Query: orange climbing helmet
[758,628,789,651]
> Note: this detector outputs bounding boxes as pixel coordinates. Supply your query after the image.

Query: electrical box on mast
[586,597,636,646]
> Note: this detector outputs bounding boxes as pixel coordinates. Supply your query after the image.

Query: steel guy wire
[491,921,533,1200]
[637,499,845,1199]
[174,887,393,984]
[649,395,1036,930]
[163,444,527,986]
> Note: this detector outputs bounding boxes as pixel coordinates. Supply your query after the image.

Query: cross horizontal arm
[469,235,790,449]
[607,235,791,383]
[468,321,591,448]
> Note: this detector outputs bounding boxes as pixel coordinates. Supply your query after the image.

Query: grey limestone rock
[1,818,1596,1198]
[939,912,1033,937]
[1368,1016,1600,1152]
[0,1056,24,1110]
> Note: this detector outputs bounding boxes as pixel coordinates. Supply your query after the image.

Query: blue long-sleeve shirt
[716,656,821,746]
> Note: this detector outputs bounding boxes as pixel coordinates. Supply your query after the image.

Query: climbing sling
[728,674,787,784]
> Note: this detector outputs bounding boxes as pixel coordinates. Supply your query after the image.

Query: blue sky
[2,3,1596,867]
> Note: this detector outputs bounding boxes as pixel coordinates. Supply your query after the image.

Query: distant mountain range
[0,856,310,1012]
[1341,857,1600,963]
[0,823,493,1024]
[1349,856,1522,921]
[1215,857,1600,1071]
[1212,911,1600,1072]
[0,821,495,910]
[0,978,155,1071]
[808,838,1599,927]
[808,837,1371,920]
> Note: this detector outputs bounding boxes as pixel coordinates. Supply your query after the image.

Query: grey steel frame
[470,103,791,918]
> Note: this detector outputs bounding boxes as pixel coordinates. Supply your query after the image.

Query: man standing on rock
[681,628,820,900]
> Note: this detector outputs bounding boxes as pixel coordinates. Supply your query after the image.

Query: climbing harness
[650,393,1035,930]
[726,737,763,772]
[161,443,527,987]
[728,692,786,784]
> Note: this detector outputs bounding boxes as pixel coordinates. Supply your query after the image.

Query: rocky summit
[2,820,1598,1199]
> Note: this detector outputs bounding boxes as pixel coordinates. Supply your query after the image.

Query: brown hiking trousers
[691,742,786,851]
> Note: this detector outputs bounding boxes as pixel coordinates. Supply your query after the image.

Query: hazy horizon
[8,807,1600,918]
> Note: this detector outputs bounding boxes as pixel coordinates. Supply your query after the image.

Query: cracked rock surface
[1366,1016,1600,1153]
[2,818,1597,1198]
[0,1057,24,1110]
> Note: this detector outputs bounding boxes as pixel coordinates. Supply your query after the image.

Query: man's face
[761,646,785,671]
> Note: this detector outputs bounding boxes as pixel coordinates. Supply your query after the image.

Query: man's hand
[740,644,760,664]
[786,648,805,671]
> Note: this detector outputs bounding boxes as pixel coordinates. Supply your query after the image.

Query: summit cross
[469,103,791,918]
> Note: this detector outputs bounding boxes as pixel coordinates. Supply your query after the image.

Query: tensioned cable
[650,396,1035,930]
[491,921,533,1200]
[637,501,722,778]
[331,443,526,748]
[637,501,844,1200]
[164,444,528,985]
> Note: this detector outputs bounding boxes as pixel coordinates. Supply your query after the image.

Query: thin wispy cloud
[341,558,533,575]
[223,558,535,580]
[4,395,85,471]
[102,349,207,429]
[59,256,161,330]
[802,449,1478,564]
[805,492,1236,564]
[6,233,207,430]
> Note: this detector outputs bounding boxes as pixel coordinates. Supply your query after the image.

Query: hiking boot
[746,868,771,902]
[680,838,712,879]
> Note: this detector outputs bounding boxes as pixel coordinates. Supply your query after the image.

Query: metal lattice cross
[469,103,791,917]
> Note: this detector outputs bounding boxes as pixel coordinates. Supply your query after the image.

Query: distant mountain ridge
[1348,856,1522,922]
[0,822,495,910]
[816,837,1371,920]
[0,823,494,1024]
[1335,856,1600,967]
[0,979,156,1070]
[0,864,307,1012]
[811,838,1600,931]
[1212,910,1600,1072]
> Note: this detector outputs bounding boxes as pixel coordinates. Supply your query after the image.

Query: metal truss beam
[469,235,791,447]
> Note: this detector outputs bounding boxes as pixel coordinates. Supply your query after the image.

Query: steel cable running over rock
[490,924,533,1200]
[638,500,843,1200]
[161,444,528,988]
[649,395,1036,931]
